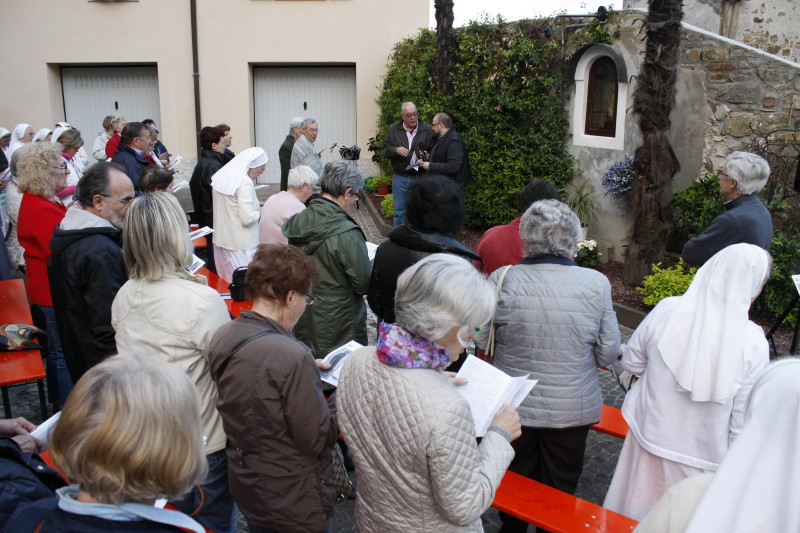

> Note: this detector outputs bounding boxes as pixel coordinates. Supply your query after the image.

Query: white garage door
[254,66,356,184]
[61,66,161,145]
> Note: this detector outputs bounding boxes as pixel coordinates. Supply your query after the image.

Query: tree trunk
[435,0,455,95]
[624,0,683,285]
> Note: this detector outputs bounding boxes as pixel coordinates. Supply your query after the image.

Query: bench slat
[493,471,637,532]
[591,404,628,439]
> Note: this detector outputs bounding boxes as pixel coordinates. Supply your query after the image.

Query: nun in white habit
[210,146,268,282]
[604,243,771,520]
[7,123,33,157]
[634,358,800,533]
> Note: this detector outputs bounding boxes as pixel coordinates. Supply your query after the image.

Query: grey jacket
[479,258,621,428]
[338,347,514,532]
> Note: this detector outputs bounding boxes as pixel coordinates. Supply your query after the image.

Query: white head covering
[55,121,71,128]
[51,126,70,147]
[33,128,52,142]
[210,147,268,196]
[0,128,10,139]
[7,123,32,157]
[685,358,800,532]
[658,243,770,403]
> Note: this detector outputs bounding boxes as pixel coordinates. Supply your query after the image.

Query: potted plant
[374,175,392,196]
[563,178,599,241]
[601,155,636,200]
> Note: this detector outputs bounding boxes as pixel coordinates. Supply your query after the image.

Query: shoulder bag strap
[486,265,512,363]
[212,326,278,383]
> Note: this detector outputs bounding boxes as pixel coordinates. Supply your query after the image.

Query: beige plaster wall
[0,0,428,157]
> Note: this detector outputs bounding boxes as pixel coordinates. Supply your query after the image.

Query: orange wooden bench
[591,404,628,439]
[0,279,48,420]
[493,471,637,532]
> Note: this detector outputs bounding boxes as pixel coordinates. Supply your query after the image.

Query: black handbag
[228,267,247,301]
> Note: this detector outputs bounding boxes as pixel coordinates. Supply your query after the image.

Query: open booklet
[455,355,538,437]
[319,340,364,387]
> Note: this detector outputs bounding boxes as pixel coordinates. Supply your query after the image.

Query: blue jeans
[170,449,237,533]
[37,305,73,406]
[392,174,417,227]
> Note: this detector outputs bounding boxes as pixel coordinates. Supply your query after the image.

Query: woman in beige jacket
[111,192,235,533]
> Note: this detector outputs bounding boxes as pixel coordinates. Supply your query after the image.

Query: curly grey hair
[287,165,319,190]
[320,160,364,197]
[520,200,580,259]
[395,254,495,345]
[725,151,770,195]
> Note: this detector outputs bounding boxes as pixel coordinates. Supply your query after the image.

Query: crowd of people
[0,104,794,533]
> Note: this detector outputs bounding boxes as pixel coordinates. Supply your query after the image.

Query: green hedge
[371,20,576,228]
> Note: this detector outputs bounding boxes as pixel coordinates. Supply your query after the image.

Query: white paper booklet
[31,412,61,450]
[366,242,379,261]
[792,274,800,295]
[319,340,364,386]
[187,254,205,274]
[455,355,537,437]
[188,226,214,240]
[171,179,189,193]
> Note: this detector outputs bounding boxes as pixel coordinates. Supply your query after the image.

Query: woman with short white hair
[258,164,317,245]
[211,146,268,282]
[477,199,621,533]
[338,253,521,533]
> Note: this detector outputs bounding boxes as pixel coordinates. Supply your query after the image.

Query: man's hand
[395,147,409,157]
[418,161,429,170]
[13,434,43,453]
[1,417,44,453]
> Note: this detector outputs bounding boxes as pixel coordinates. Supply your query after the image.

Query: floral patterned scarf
[376,322,452,370]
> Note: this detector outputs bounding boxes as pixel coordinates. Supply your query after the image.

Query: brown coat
[208,311,338,532]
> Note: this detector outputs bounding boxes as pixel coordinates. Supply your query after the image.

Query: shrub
[755,230,800,323]
[370,19,576,228]
[669,169,724,238]
[636,259,697,307]
[381,193,394,220]
[575,239,601,269]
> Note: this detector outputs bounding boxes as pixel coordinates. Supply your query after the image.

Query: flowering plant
[575,239,601,269]
[601,155,635,199]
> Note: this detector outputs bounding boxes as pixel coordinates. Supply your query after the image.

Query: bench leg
[37,380,48,420]
[1,386,11,419]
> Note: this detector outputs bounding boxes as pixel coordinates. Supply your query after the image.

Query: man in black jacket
[110,122,152,187]
[382,102,435,226]
[419,112,472,189]
[278,116,304,191]
[190,126,228,273]
[48,163,132,383]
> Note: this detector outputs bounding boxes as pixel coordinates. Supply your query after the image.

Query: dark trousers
[499,425,591,533]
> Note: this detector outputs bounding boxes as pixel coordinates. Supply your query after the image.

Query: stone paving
[3,178,632,533]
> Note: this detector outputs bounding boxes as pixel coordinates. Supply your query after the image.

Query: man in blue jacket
[682,151,772,267]
[110,122,152,187]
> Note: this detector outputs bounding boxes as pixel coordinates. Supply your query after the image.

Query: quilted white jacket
[338,347,515,533]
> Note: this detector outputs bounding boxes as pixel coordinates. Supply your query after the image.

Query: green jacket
[282,197,371,357]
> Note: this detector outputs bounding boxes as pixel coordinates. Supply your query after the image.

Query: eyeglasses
[347,190,360,199]
[100,194,134,204]
[403,112,418,118]
[299,290,318,306]
[431,122,440,127]
[53,164,68,171]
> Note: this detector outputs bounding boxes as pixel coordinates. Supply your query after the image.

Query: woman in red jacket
[16,142,72,409]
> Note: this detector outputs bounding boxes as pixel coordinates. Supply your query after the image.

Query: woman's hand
[490,403,522,441]
[443,371,467,386]
[316,360,332,371]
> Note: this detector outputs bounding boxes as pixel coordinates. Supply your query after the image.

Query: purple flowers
[601,155,635,199]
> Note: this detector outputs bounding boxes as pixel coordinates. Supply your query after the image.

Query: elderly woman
[16,142,72,408]
[53,127,85,192]
[604,243,771,521]
[682,152,772,266]
[368,174,478,325]
[7,123,33,158]
[258,165,317,244]
[92,115,116,162]
[633,358,800,533]
[283,160,371,357]
[111,192,235,533]
[210,146,267,282]
[477,199,620,533]
[338,253,521,532]
[137,166,175,193]
[209,244,338,533]
[3,150,26,270]
[104,116,126,159]
[2,354,208,532]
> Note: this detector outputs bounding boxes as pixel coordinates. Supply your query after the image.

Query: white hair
[520,200,580,259]
[726,151,770,195]
[287,165,319,189]
[395,254,495,343]
[289,116,305,133]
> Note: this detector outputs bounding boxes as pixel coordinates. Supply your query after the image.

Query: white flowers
[576,239,599,253]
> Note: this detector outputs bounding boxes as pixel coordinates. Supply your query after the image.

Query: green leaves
[636,259,697,307]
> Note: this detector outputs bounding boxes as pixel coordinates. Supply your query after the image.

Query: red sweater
[105,133,121,159]
[18,193,67,305]
[474,215,524,275]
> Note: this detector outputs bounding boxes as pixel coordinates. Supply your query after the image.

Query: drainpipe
[191,0,202,159]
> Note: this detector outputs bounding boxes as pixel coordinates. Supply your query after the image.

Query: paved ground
[3,178,632,533]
